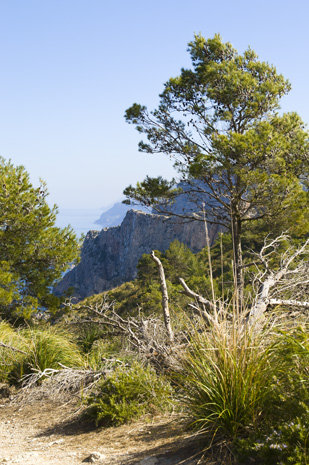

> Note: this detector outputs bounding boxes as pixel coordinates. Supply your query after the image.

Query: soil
[0,390,219,465]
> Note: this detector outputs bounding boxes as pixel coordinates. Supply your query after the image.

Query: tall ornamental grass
[8,326,84,383]
[0,320,28,381]
[178,310,280,440]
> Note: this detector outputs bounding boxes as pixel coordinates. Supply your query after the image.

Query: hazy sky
[0,0,308,210]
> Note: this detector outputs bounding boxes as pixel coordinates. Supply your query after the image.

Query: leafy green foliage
[123,176,177,208]
[0,157,80,320]
[0,262,20,307]
[85,361,174,426]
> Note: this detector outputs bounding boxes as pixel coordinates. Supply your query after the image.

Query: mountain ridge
[55,208,220,301]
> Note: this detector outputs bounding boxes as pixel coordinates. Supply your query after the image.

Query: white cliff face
[55,209,221,301]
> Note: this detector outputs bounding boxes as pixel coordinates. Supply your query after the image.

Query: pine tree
[124,34,309,297]
[0,158,80,320]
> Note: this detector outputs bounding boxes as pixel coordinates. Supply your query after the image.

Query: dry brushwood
[178,234,309,325]
[150,251,225,327]
[178,277,217,323]
[11,362,120,404]
[65,298,181,373]
[249,234,309,321]
[20,365,102,391]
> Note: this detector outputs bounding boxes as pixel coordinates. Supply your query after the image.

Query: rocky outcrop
[94,202,149,228]
[55,209,220,301]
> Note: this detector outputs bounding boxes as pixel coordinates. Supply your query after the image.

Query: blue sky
[0,0,308,210]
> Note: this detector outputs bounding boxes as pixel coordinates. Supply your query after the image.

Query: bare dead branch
[179,277,216,311]
[249,235,309,322]
[178,277,219,325]
[0,341,28,355]
[150,250,174,343]
[268,299,309,309]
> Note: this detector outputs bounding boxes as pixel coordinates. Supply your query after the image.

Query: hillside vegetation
[1,33,309,464]
[1,232,309,464]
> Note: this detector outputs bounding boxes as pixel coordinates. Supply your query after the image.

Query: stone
[82,452,106,463]
[139,457,158,465]
[0,384,11,398]
[47,438,65,446]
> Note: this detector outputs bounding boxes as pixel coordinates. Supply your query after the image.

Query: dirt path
[0,396,205,465]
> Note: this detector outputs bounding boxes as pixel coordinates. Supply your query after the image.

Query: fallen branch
[268,298,309,309]
[249,235,309,322]
[0,341,28,355]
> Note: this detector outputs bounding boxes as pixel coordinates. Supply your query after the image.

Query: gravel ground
[0,395,207,465]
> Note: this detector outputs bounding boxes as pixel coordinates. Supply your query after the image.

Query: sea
[55,208,103,237]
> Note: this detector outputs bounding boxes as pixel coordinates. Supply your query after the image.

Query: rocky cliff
[55,209,220,301]
[94,202,149,228]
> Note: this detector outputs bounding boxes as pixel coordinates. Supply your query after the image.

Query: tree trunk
[248,274,275,322]
[150,251,174,343]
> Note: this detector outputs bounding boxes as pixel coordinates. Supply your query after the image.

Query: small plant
[76,324,109,353]
[85,361,174,426]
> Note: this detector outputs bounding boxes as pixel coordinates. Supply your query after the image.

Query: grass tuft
[177,309,279,440]
[8,326,83,384]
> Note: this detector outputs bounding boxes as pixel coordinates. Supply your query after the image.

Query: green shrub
[237,400,309,465]
[237,325,309,464]
[85,361,174,426]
